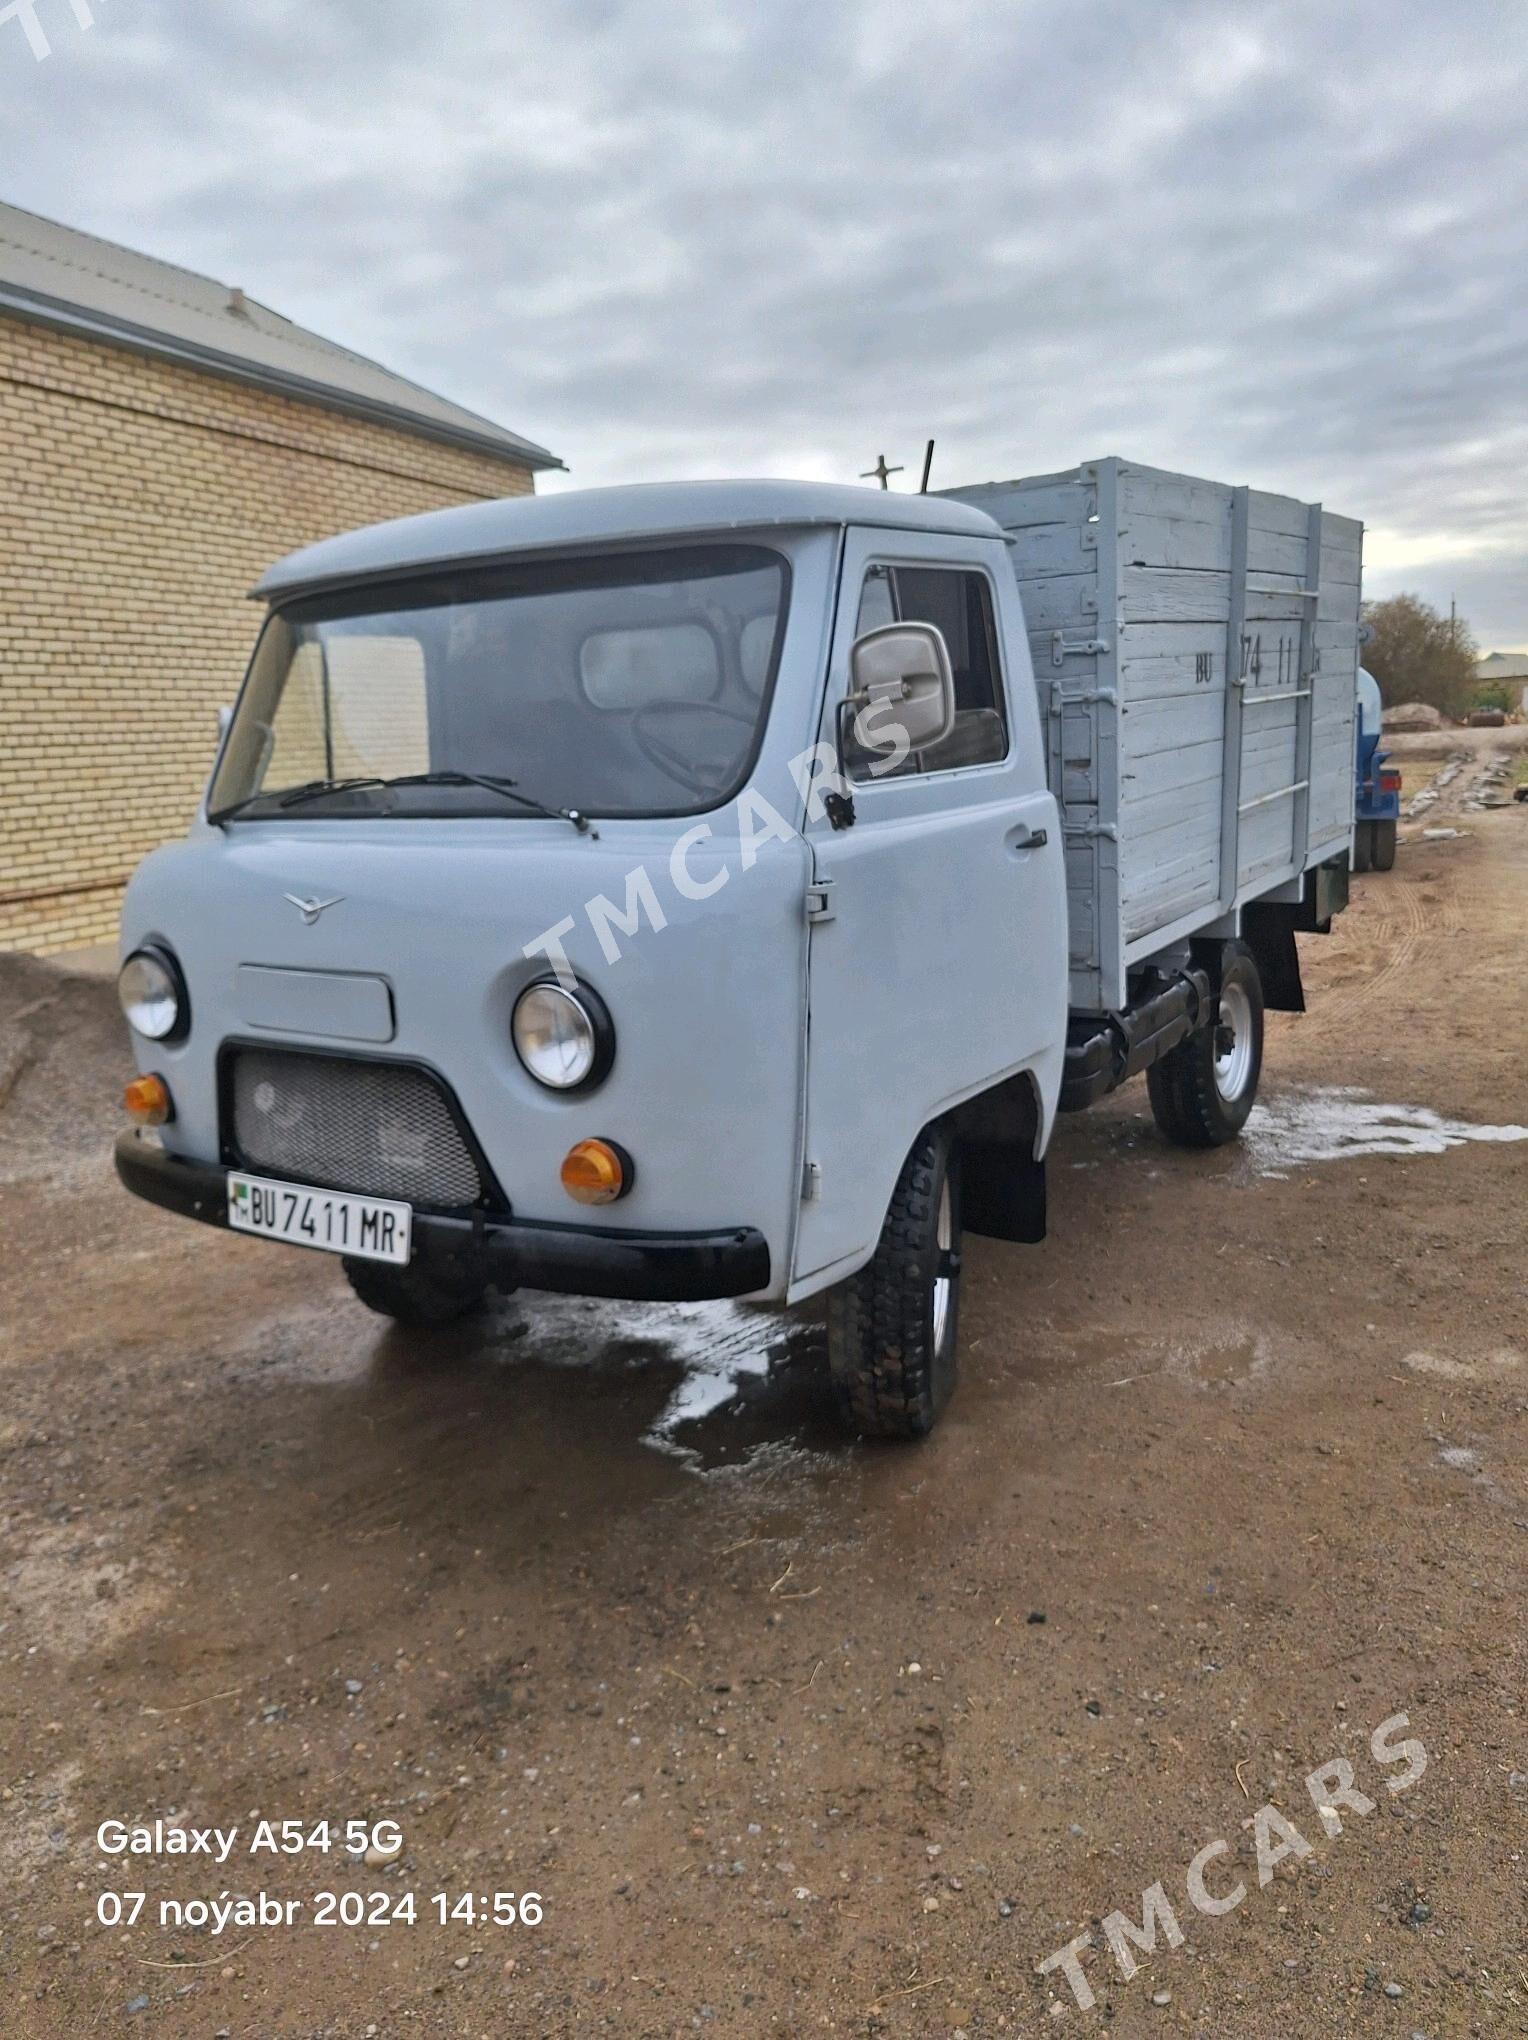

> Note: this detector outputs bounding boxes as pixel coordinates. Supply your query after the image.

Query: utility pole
[860,453,902,491]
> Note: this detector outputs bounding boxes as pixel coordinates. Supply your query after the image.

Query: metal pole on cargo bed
[1217,486,1250,912]
[1288,502,1323,868]
[1095,459,1125,1012]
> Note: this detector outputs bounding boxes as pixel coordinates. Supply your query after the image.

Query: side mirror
[848,622,955,757]
[216,705,234,741]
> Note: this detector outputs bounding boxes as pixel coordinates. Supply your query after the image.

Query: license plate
[227,1172,412,1265]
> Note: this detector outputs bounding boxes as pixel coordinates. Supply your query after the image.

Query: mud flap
[960,1143,1047,1244]
[1239,907,1305,1014]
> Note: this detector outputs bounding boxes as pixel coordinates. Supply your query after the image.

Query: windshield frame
[207,540,794,826]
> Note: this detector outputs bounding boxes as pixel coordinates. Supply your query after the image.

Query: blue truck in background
[1353,667,1400,871]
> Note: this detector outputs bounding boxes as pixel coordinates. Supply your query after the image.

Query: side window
[856,565,897,634]
[849,565,1009,780]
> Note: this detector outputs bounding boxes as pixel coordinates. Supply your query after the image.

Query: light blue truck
[115,461,1362,1439]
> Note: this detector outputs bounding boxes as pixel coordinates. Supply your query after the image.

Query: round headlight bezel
[118,945,189,1043]
[511,977,614,1093]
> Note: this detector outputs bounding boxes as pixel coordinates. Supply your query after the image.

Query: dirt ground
[2,739,1524,2038]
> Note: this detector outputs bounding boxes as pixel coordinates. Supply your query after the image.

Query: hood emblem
[285,892,344,925]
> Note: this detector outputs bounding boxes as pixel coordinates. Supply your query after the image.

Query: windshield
[209,543,789,822]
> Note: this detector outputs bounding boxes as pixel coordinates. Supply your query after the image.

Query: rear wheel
[1370,819,1397,871]
[826,1122,961,1440]
[342,1256,488,1326]
[1352,821,1372,873]
[1146,943,1264,1148]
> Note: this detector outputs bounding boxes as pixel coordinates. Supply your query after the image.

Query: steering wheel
[630,701,756,799]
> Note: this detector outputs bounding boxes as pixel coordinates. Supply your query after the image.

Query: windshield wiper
[383,770,598,835]
[276,776,389,809]
[214,770,597,834]
[210,776,387,823]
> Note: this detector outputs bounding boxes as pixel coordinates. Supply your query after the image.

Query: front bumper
[115,1132,771,1303]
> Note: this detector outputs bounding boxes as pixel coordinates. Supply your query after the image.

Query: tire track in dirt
[1296,739,1515,1040]
[1304,863,1434,1036]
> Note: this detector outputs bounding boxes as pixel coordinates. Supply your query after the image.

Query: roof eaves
[0,280,564,472]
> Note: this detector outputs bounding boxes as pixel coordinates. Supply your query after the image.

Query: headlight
[512,979,612,1091]
[118,948,188,1042]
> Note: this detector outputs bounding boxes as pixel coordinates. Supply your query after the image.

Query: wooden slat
[1006,522,1097,578]
[1119,692,1224,759]
[949,472,1095,528]
[1246,488,1309,538]
[1117,511,1231,572]
[1016,573,1100,633]
[1122,566,1232,624]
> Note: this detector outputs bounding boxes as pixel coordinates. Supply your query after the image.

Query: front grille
[228,1048,485,1208]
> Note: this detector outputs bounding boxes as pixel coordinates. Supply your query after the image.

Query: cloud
[4,0,1526,644]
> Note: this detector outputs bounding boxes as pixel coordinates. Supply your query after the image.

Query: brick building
[0,202,559,954]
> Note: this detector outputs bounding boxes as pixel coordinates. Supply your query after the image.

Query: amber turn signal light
[123,1073,173,1126]
[560,1138,631,1205]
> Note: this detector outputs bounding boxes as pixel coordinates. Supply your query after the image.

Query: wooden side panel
[1113,466,1231,944]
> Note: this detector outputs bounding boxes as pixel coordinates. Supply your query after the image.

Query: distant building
[0,202,560,954]
[1474,650,1528,713]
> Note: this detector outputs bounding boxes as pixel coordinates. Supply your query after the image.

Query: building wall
[0,316,537,954]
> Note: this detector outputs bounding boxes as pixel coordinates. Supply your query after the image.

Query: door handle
[1005,824,1048,852]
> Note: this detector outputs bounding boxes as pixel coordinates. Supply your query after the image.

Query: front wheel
[1146,943,1265,1148]
[342,1256,488,1326]
[825,1123,962,1440]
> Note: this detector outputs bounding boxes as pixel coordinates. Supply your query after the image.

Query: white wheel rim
[1214,981,1254,1102]
[931,1178,953,1352]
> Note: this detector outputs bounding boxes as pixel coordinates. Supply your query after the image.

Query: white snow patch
[1401,1350,1474,1381]
[620,1300,779,1453]
[1402,1347,1522,1383]
[1243,1087,1528,1173]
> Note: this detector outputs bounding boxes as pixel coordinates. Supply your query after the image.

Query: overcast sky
[4,0,1526,646]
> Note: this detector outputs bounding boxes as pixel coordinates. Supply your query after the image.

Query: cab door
[790,526,1067,1294]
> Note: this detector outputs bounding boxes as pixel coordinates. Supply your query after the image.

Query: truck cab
[117,482,1068,1436]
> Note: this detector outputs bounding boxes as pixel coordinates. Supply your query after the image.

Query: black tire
[1146,943,1265,1149]
[825,1123,962,1440]
[1351,821,1372,873]
[342,1255,488,1326]
[1370,819,1397,871]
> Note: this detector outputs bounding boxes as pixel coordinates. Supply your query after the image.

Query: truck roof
[253,478,1005,600]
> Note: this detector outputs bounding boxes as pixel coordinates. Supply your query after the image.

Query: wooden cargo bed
[947,458,1362,1012]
